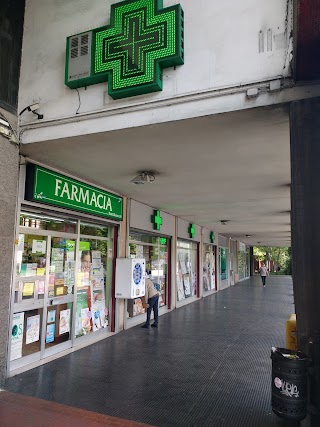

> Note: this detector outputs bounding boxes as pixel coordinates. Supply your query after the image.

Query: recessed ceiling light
[246,234,251,238]
[220,220,229,225]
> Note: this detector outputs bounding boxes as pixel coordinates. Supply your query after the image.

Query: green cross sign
[151,210,163,230]
[188,223,196,239]
[65,0,184,99]
[210,232,215,244]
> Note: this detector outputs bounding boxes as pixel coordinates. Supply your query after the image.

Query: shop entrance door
[43,234,76,357]
[10,212,116,373]
[11,216,78,370]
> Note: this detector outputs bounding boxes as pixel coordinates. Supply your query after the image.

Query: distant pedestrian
[259,263,269,287]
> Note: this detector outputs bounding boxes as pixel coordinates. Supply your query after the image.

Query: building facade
[2,4,320,410]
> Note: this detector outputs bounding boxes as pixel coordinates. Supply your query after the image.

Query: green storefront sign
[65,0,184,99]
[25,165,123,221]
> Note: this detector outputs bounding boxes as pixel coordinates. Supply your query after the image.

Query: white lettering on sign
[276,377,300,398]
[55,179,62,196]
[54,178,113,212]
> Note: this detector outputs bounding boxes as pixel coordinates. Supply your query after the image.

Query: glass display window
[176,239,198,302]
[15,233,47,303]
[128,232,169,318]
[11,212,115,367]
[219,247,228,281]
[11,309,43,361]
[75,224,113,338]
[20,211,77,233]
[203,244,216,292]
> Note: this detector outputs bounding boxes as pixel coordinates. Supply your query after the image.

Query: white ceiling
[21,105,291,247]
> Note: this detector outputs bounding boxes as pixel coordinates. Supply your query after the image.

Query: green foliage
[253,246,292,275]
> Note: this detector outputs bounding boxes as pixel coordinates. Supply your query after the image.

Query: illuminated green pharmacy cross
[95,0,184,99]
[107,16,160,72]
[189,223,196,239]
[210,232,215,243]
[152,210,163,230]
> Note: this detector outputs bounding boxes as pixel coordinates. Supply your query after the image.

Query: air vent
[81,45,88,56]
[66,31,92,85]
[81,34,89,45]
[71,37,78,48]
[71,48,78,59]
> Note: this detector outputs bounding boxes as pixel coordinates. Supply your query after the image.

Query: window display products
[127,231,170,320]
[176,239,199,303]
[9,163,122,375]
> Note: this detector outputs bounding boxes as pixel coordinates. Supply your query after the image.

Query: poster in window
[26,315,40,344]
[11,312,24,361]
[183,274,191,297]
[59,309,70,335]
[47,310,56,323]
[46,324,55,344]
[177,271,185,301]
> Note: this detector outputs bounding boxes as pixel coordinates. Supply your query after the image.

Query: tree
[253,246,291,274]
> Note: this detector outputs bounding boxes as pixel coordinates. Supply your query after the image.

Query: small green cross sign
[210,232,215,244]
[65,0,184,99]
[188,223,196,239]
[151,210,163,231]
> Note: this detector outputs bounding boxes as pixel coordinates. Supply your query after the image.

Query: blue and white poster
[46,324,55,343]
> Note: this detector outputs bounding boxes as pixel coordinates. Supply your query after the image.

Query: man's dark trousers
[146,295,159,326]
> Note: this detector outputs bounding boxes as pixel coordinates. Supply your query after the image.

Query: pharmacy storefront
[8,163,123,375]
[126,200,174,328]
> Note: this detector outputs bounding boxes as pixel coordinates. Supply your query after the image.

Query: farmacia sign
[25,165,123,220]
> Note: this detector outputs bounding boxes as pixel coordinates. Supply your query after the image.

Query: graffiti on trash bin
[274,377,299,398]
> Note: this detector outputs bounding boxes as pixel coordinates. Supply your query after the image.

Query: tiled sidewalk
[6,276,298,426]
[0,391,153,427]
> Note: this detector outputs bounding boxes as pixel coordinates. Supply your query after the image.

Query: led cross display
[210,232,215,244]
[151,209,163,231]
[188,223,196,239]
[65,0,184,99]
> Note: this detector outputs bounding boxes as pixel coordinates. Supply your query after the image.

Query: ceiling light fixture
[246,234,251,238]
[220,220,229,225]
[130,171,155,185]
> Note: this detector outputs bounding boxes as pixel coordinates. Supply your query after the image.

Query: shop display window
[11,309,43,361]
[176,240,198,301]
[45,303,73,349]
[15,233,47,302]
[128,232,169,318]
[20,211,77,233]
[219,248,228,281]
[238,247,250,280]
[203,244,216,292]
[12,212,115,365]
[75,224,113,337]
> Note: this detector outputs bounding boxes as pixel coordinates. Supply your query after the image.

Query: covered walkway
[5,277,297,426]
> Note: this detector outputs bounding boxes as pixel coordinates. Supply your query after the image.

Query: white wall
[19,0,293,140]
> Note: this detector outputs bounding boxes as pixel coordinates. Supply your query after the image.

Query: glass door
[11,232,48,366]
[10,212,115,372]
[43,235,76,355]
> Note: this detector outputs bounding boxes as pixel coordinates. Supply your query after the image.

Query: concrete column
[249,247,254,277]
[0,135,19,385]
[290,97,320,426]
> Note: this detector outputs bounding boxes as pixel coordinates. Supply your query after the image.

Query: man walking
[259,263,269,287]
[141,270,159,328]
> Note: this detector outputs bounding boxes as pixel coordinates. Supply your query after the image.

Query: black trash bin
[271,347,308,422]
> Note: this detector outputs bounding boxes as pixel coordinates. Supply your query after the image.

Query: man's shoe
[151,324,158,328]
[141,324,150,328]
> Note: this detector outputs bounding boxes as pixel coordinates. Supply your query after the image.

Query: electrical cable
[76,88,81,114]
